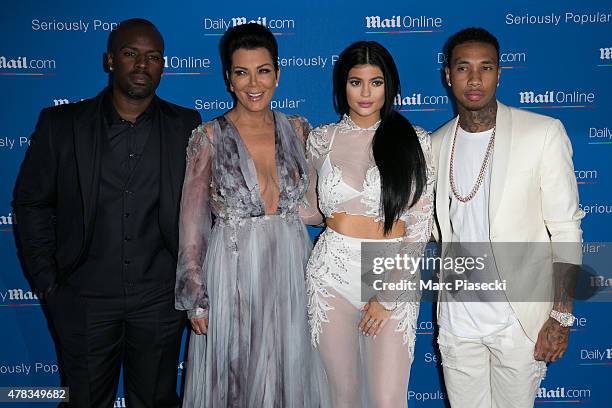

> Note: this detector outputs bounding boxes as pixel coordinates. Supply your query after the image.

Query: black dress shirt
[72,91,175,295]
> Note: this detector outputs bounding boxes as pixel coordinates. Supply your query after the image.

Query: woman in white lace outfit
[301,41,435,407]
[175,24,328,407]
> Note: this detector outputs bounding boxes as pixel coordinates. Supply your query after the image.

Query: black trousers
[47,282,186,408]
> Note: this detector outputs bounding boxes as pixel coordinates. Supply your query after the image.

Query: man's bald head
[107,18,164,54]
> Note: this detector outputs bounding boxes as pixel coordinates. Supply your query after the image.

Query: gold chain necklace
[449,123,495,203]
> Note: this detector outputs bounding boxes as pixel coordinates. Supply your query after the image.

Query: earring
[447,82,451,86]
[276,82,279,88]
[109,66,114,72]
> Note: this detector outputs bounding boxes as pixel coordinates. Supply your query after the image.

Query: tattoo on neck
[459,101,497,132]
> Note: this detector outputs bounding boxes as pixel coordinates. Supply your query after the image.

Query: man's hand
[534,317,570,362]
[190,316,208,335]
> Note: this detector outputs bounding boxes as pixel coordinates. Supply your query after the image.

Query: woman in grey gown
[175,23,327,407]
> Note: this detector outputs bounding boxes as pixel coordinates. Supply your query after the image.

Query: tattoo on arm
[552,262,579,312]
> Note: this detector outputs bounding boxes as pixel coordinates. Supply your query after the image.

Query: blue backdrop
[1,0,611,406]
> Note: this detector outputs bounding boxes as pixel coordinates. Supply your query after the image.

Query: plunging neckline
[223,112,281,215]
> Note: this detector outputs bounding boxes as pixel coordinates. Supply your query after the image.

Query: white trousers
[437,319,547,408]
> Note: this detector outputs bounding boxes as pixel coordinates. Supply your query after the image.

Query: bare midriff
[326,213,405,239]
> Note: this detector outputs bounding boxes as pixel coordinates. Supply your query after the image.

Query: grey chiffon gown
[175,111,328,407]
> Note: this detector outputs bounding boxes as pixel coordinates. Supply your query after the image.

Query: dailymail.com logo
[537,386,591,401]
[0,212,13,232]
[203,16,296,36]
[0,288,42,304]
[0,55,56,76]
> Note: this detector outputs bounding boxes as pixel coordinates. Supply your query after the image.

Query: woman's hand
[190,316,209,335]
[358,297,392,337]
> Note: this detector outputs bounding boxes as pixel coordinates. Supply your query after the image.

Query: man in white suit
[431,28,584,407]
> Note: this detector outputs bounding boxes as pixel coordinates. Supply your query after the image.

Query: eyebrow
[119,45,162,54]
[348,75,384,80]
[454,58,497,65]
[233,63,274,70]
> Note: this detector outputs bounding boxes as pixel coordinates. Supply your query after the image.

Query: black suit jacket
[13,89,201,292]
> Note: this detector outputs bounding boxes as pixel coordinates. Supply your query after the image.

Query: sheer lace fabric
[304,114,435,307]
[304,115,435,407]
[175,112,310,313]
[303,114,434,231]
[319,287,414,408]
[175,111,328,407]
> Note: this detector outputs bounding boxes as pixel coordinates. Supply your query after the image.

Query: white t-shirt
[439,126,515,338]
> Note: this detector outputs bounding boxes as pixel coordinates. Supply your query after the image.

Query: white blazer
[431,101,584,341]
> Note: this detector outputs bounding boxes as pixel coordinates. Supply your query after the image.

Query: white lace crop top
[301,114,435,244]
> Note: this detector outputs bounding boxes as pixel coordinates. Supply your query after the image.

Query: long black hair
[333,41,427,234]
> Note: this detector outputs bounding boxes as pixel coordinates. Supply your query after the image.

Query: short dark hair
[107,18,164,53]
[219,23,279,76]
[444,27,499,66]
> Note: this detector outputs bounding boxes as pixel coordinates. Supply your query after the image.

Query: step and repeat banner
[1,0,611,406]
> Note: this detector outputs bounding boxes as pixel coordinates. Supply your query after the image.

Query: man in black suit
[13,18,200,407]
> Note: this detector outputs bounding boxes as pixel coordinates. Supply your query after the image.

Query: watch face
[551,310,576,327]
[560,313,575,327]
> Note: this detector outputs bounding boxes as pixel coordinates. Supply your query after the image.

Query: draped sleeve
[402,126,435,244]
[175,124,214,318]
[300,125,332,226]
[287,115,312,145]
